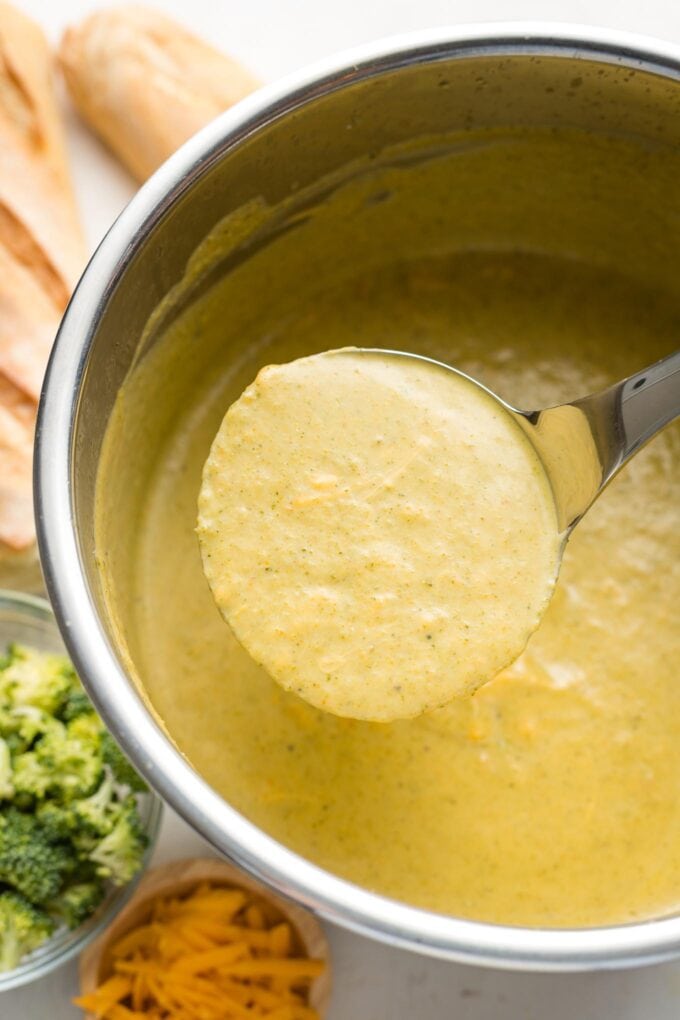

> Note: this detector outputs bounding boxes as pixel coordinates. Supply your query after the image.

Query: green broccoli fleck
[0,738,13,801]
[13,718,103,801]
[0,890,54,971]
[101,731,148,793]
[49,880,106,930]
[0,646,73,716]
[0,809,74,906]
[87,797,149,886]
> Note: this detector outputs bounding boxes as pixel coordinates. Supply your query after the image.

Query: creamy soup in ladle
[198,349,561,721]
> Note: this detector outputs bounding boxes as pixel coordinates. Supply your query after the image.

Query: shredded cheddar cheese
[74,883,324,1019]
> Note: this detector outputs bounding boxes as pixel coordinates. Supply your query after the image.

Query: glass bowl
[0,589,163,992]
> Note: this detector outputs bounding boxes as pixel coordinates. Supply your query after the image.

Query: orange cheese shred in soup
[197,349,560,721]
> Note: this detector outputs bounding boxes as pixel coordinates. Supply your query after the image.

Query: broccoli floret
[49,879,106,930]
[10,751,52,800]
[66,713,102,745]
[72,771,120,838]
[13,718,103,802]
[0,809,74,905]
[87,797,149,886]
[0,643,150,936]
[0,709,22,755]
[0,739,13,801]
[0,707,16,740]
[0,890,54,971]
[59,687,93,723]
[101,731,148,793]
[69,856,101,880]
[0,706,62,757]
[35,800,77,842]
[0,646,73,716]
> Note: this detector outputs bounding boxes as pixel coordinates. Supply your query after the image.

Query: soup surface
[198,349,560,721]
[99,250,680,926]
[96,128,680,925]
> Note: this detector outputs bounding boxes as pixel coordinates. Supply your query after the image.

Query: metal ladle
[350,347,680,532]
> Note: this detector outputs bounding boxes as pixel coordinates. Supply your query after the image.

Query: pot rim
[35,22,680,971]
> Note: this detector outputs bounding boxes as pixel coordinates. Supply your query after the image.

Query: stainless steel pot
[36,24,680,970]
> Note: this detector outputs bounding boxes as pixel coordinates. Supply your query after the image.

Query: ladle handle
[583,348,680,486]
[614,349,680,463]
[527,348,680,532]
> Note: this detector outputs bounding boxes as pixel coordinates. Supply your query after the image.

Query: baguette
[60,5,260,181]
[0,2,85,587]
[0,402,33,552]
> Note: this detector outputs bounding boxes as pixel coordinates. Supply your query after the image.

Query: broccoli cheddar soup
[96,132,680,927]
[197,350,560,721]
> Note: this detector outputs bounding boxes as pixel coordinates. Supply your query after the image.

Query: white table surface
[6,0,680,1016]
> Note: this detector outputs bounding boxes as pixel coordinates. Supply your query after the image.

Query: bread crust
[0,2,85,579]
[60,5,260,181]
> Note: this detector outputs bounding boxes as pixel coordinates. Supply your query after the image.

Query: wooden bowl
[78,857,332,1017]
